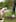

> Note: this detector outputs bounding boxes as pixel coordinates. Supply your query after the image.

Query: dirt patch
[5,16,16,19]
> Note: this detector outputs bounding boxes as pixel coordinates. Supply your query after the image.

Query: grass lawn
[4,18,16,22]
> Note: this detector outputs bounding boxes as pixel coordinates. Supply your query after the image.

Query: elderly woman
[0,8,5,20]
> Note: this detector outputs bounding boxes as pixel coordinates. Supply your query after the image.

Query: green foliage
[0,1,12,9]
[4,12,12,17]
[6,12,12,16]
[0,2,3,8]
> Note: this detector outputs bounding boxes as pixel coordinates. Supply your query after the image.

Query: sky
[0,0,5,2]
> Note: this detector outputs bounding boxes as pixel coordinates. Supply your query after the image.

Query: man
[12,5,15,15]
[1,8,4,17]
[13,7,15,14]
